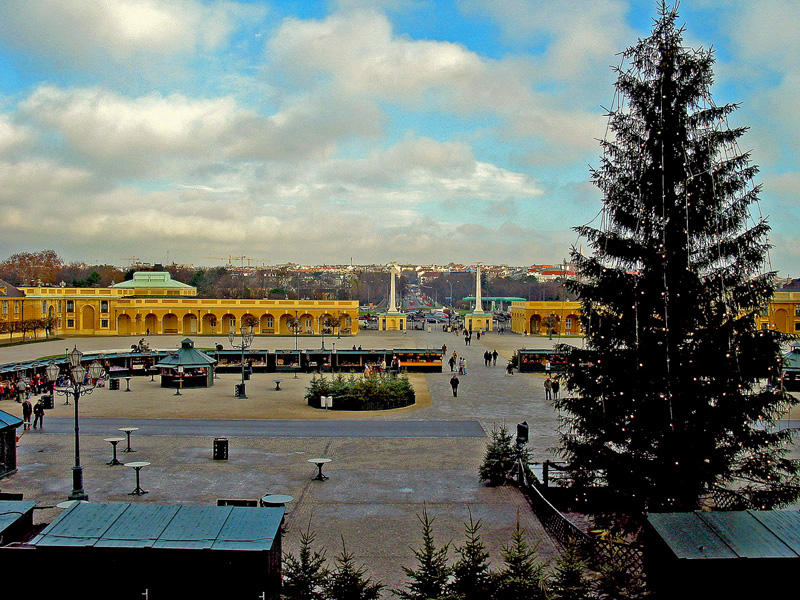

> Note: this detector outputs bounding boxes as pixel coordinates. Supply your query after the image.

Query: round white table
[125,461,151,495]
[308,458,331,481]
[260,494,294,507]
[119,427,139,452]
[104,437,126,465]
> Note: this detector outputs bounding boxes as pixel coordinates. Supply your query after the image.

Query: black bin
[109,378,120,390]
[213,437,228,460]
[244,371,251,381]
[41,395,54,410]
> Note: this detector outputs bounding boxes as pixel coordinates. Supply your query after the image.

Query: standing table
[308,458,331,481]
[104,437,126,465]
[119,427,139,452]
[125,461,151,495]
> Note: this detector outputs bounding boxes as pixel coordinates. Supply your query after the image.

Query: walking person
[450,374,460,397]
[22,398,32,430]
[448,355,456,372]
[492,350,498,366]
[32,398,45,429]
[544,377,553,400]
[506,361,514,375]
[552,378,560,399]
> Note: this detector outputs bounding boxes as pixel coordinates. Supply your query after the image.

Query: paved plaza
[0,327,573,590]
[3,328,799,591]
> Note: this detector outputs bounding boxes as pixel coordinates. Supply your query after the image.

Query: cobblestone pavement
[0,329,614,591]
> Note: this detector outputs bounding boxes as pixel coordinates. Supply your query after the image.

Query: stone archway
[144,314,158,335]
[260,313,275,334]
[182,314,197,334]
[529,315,541,335]
[118,314,132,335]
[202,313,218,334]
[774,308,789,333]
[81,305,96,333]
[163,314,179,334]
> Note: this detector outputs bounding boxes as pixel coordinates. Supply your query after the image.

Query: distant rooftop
[110,271,194,290]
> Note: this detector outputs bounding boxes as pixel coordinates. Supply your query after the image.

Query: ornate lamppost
[229,323,255,398]
[46,348,104,501]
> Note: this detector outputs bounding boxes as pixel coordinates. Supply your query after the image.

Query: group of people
[544,376,560,399]
[20,397,46,430]
[482,350,498,366]
[364,356,400,377]
[447,352,467,375]
[0,374,50,402]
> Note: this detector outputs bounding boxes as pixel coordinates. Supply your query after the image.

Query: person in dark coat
[33,398,45,429]
[22,399,32,430]
[450,375,460,397]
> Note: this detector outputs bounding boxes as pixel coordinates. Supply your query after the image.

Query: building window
[565,317,573,330]
[14,301,20,314]
[101,319,109,328]
[2,301,6,315]
[42,300,47,314]
[67,319,75,328]
[58,300,63,312]
[229,317,236,329]
[265,315,274,328]
[67,300,74,312]
[305,318,312,330]
[101,300,109,313]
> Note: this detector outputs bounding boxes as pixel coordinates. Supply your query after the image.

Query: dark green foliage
[479,424,530,486]
[492,520,549,600]
[282,525,328,600]
[556,2,800,518]
[325,538,384,600]
[549,542,592,600]
[306,374,415,410]
[594,556,649,600]
[396,507,451,600]
[449,512,492,600]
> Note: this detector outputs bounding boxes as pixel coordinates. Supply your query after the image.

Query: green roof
[32,502,284,551]
[111,271,194,289]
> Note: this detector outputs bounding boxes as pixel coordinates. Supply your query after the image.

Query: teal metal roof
[0,501,36,536]
[111,271,194,289]
[31,503,283,552]
[155,338,216,369]
[647,510,800,560]
[0,409,23,429]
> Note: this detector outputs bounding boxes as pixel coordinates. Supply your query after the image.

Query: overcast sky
[0,0,797,274]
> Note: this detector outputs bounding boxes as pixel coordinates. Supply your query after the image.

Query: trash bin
[234,384,243,397]
[213,437,228,460]
[109,378,120,391]
[244,371,250,381]
[41,394,54,410]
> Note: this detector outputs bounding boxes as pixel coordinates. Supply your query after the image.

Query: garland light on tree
[556,2,799,517]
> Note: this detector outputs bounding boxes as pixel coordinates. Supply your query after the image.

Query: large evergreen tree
[556,3,799,517]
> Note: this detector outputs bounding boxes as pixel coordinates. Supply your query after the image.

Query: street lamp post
[318,315,327,350]
[229,324,255,398]
[293,310,300,379]
[46,348,104,501]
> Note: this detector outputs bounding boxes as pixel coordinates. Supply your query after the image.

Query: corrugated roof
[154,338,216,369]
[647,510,800,560]
[0,409,23,429]
[111,271,194,289]
[31,503,282,551]
[0,501,37,537]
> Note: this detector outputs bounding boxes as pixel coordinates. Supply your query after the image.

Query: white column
[388,263,398,313]
[474,263,484,313]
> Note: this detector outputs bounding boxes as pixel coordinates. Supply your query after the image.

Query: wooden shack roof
[154,338,216,369]
[646,510,800,561]
[31,502,283,551]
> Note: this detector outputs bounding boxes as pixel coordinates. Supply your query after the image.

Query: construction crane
[121,257,140,268]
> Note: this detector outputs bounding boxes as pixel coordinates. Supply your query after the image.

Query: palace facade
[15,272,359,337]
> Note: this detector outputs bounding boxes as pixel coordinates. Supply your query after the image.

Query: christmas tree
[556,2,799,517]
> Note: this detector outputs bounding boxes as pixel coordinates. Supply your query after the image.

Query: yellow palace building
[510,301,583,337]
[17,272,359,337]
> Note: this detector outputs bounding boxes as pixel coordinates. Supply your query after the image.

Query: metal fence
[514,460,644,577]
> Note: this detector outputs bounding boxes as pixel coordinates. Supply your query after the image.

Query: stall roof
[31,502,283,552]
[154,338,216,369]
[0,409,22,429]
[647,510,800,560]
[0,501,36,538]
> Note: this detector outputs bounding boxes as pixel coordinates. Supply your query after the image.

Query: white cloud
[0,0,262,72]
